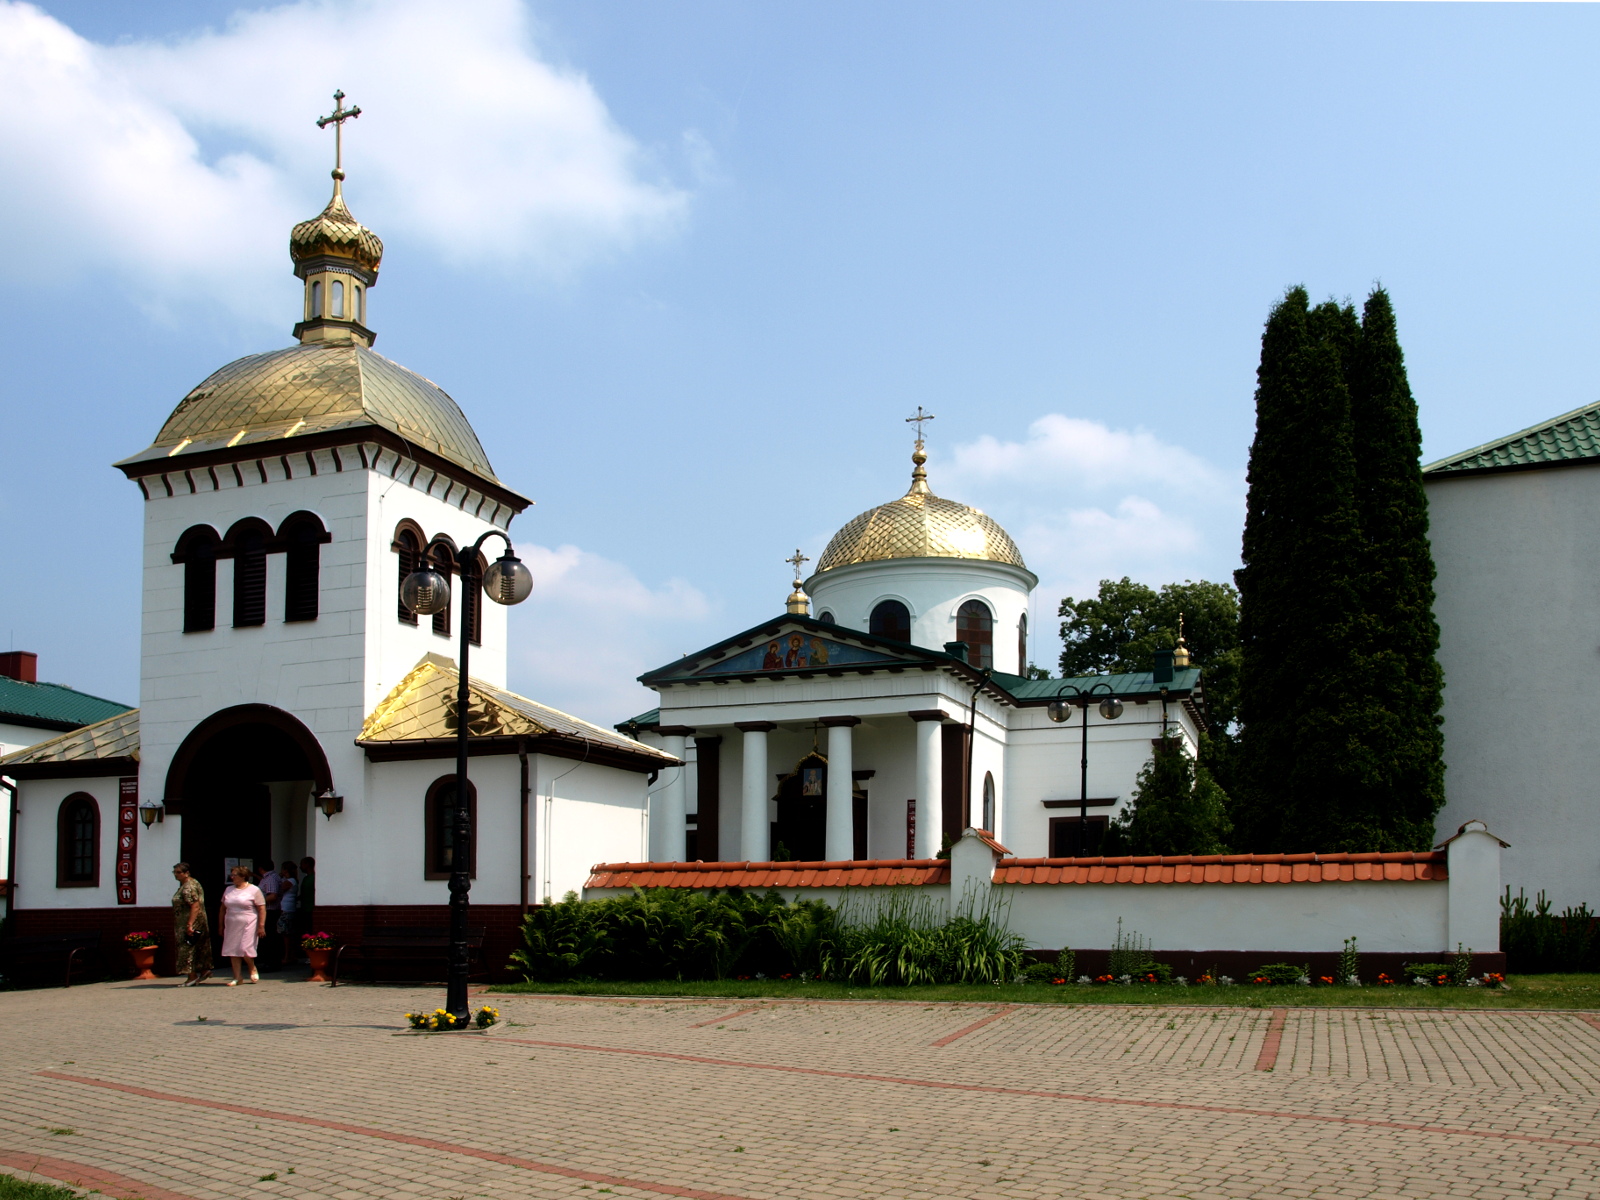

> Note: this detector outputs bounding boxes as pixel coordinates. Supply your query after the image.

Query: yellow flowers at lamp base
[403,1006,499,1032]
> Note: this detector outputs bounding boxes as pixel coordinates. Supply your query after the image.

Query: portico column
[821,716,861,861]
[736,721,777,861]
[655,725,694,862]
[909,710,947,860]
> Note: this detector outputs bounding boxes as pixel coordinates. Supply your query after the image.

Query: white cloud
[506,543,718,726]
[0,0,687,319]
[937,414,1245,667]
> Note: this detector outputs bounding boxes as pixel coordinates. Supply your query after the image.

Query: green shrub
[1337,936,1361,984]
[1247,962,1308,985]
[1400,962,1455,986]
[1054,946,1076,981]
[1106,919,1156,978]
[0,1175,81,1200]
[1501,889,1600,973]
[819,888,1025,986]
[1021,961,1060,982]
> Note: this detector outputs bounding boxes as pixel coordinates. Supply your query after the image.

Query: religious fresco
[697,633,898,675]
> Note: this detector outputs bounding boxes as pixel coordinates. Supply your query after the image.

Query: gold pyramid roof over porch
[360,653,677,766]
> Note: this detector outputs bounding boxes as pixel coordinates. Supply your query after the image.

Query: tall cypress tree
[1345,289,1445,849]
[1235,287,1445,852]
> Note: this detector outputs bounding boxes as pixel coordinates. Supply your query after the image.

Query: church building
[624,434,1206,865]
[0,105,674,973]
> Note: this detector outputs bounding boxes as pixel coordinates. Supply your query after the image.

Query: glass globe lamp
[1046,697,1074,723]
[401,566,451,616]
[1098,696,1124,721]
[482,552,533,605]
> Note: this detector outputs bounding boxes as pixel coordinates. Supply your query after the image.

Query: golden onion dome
[290,179,383,278]
[814,444,1027,573]
[114,342,498,482]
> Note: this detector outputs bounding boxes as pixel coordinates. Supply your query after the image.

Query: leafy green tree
[1106,733,1231,856]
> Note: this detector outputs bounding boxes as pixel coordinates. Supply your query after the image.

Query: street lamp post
[1046,683,1124,855]
[401,531,533,1029]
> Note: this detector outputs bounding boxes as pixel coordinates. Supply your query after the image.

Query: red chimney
[0,652,37,683]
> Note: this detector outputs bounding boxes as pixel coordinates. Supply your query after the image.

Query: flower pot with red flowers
[301,932,334,982]
[124,931,159,980]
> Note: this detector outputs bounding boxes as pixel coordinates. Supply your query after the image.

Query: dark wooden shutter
[233,531,267,627]
[396,531,419,624]
[183,546,216,633]
[284,521,321,622]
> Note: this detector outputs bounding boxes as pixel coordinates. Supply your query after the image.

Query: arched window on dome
[1018,612,1029,674]
[817,610,835,625]
[331,279,345,319]
[172,525,221,633]
[870,600,911,644]
[310,280,322,318]
[956,599,994,670]
[224,518,273,629]
[354,284,365,324]
[981,771,996,833]
[279,511,330,623]
[393,521,425,625]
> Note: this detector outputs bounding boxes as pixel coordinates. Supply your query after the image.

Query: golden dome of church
[814,442,1026,573]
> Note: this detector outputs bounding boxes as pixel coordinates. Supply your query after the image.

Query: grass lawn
[490,974,1600,1010]
[0,1174,79,1200]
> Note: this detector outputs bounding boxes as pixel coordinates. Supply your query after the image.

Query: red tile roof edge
[996,851,1446,868]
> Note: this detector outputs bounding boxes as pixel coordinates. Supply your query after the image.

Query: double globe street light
[401,532,533,1028]
[1046,683,1124,856]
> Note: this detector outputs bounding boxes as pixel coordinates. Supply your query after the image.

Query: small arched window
[869,600,911,643]
[981,772,996,833]
[428,539,456,637]
[956,600,994,670]
[310,280,322,318]
[331,279,345,318]
[224,519,272,629]
[279,511,329,623]
[354,284,365,324]
[393,521,425,626]
[172,525,220,633]
[57,793,99,887]
[424,775,477,880]
[461,552,485,647]
[1018,612,1029,674]
[817,611,835,625]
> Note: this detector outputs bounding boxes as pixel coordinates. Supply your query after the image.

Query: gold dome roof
[814,445,1026,573]
[290,181,383,278]
[115,342,499,482]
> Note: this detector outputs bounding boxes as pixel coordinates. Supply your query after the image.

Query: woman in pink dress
[218,866,267,986]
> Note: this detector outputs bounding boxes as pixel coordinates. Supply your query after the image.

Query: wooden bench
[328,926,486,987]
[0,931,101,987]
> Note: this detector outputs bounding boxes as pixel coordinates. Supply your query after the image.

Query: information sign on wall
[116,777,138,905]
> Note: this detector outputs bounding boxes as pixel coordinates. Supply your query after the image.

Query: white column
[912,711,945,859]
[656,727,691,862]
[823,717,859,861]
[738,722,775,861]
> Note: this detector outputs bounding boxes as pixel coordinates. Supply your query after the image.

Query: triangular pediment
[640,615,938,684]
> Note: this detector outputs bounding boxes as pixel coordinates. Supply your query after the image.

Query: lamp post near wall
[401,532,533,1029]
[1046,682,1124,855]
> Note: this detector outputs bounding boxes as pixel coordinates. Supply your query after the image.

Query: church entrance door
[166,706,331,900]
[772,752,827,862]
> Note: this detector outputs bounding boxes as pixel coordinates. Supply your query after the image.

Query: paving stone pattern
[1,978,1598,1199]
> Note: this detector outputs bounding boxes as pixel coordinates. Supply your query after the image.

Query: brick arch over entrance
[163,704,333,813]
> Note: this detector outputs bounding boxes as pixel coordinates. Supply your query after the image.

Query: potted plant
[124,931,159,980]
[301,931,334,982]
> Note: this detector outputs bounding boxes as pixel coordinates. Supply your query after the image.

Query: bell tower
[291,91,382,348]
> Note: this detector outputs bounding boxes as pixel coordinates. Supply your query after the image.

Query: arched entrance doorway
[771,752,869,862]
[165,705,332,899]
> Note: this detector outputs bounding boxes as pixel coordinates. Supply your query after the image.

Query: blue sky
[3,0,1598,722]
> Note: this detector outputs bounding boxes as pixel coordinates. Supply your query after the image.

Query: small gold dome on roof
[290,181,383,278]
[115,342,499,482]
[814,443,1027,573]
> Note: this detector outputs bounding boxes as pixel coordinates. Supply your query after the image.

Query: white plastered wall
[12,776,122,909]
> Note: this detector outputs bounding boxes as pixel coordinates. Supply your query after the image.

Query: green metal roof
[617,708,661,733]
[0,676,133,733]
[1423,402,1600,477]
[995,668,1201,701]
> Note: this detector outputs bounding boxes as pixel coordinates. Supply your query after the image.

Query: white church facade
[1,141,673,977]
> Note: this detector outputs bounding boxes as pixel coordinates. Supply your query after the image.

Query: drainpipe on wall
[518,738,530,913]
[2,776,17,937]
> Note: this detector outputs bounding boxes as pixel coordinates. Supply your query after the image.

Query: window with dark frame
[1049,814,1109,858]
[869,599,911,643]
[982,771,996,832]
[173,526,219,633]
[428,540,456,638]
[1018,612,1028,674]
[956,599,994,670]
[424,775,477,879]
[57,793,99,886]
[231,525,268,627]
[394,523,423,625]
[461,552,484,647]
[281,513,326,623]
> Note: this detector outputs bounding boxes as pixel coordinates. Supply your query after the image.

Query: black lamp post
[401,531,533,1028]
[1046,682,1124,855]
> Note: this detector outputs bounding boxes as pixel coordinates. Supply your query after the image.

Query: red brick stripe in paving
[931,1005,1017,1047]
[1254,1008,1287,1071]
[689,1006,763,1028]
[33,1071,757,1200]
[0,1149,200,1200]
[1580,1015,1600,1034]
[486,1036,1600,1151]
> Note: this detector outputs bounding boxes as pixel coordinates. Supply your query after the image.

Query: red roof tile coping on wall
[584,858,952,890]
[992,850,1447,886]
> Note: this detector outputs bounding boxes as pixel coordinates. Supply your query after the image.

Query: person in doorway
[257,859,282,970]
[218,865,266,985]
[276,860,299,959]
[170,863,212,986]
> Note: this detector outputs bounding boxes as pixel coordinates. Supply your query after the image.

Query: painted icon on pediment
[802,767,824,796]
[698,632,896,675]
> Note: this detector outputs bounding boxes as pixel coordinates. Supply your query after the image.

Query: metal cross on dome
[905,406,936,443]
[785,548,810,581]
[316,90,362,178]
